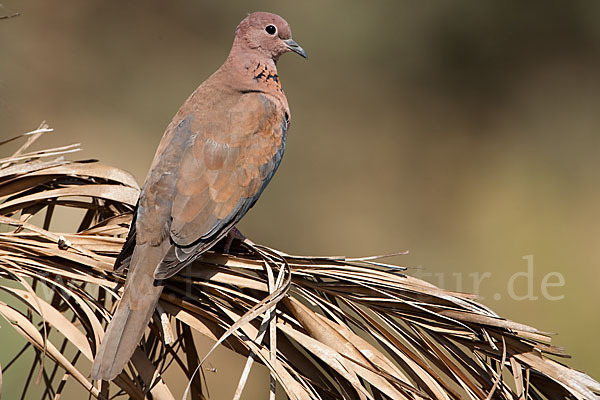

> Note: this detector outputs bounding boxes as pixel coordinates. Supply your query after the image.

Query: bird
[91,11,306,381]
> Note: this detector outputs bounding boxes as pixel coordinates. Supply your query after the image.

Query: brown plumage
[91,11,306,381]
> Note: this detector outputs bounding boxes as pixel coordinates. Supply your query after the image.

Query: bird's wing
[149,92,287,279]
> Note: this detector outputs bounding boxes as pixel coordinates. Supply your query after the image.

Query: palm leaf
[0,125,598,399]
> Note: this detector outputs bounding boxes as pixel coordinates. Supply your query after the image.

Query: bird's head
[234,12,307,61]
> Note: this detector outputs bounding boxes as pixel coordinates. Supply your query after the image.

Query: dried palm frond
[0,125,599,400]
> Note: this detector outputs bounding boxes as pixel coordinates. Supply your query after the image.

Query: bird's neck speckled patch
[251,63,282,92]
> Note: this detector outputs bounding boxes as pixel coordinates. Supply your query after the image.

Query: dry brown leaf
[1,128,598,400]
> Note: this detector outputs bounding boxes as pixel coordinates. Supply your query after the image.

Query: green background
[1,1,599,398]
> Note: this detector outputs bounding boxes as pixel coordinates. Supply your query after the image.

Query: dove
[91,11,306,380]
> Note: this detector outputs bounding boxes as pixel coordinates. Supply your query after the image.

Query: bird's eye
[265,25,277,35]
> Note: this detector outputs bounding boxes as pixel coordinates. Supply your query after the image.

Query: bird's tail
[91,243,166,381]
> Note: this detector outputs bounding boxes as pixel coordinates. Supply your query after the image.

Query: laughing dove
[91,11,306,381]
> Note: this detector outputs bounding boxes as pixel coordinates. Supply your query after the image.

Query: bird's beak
[283,39,308,59]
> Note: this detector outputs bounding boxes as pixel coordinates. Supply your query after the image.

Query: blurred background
[1,0,599,398]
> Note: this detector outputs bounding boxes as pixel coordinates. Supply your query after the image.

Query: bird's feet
[223,227,250,254]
